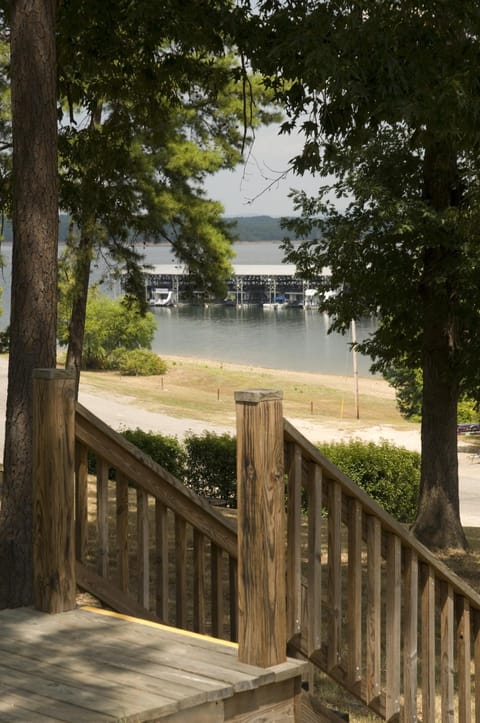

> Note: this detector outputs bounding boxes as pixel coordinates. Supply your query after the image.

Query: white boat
[148,288,176,307]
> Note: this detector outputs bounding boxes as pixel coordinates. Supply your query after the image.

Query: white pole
[351,319,360,419]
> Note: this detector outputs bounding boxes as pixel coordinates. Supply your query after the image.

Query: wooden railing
[32,372,480,720]
[74,402,239,640]
[33,369,238,641]
[284,418,480,722]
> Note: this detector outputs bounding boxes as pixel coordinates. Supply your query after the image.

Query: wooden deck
[0,606,306,722]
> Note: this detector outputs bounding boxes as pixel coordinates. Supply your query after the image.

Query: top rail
[75,402,237,558]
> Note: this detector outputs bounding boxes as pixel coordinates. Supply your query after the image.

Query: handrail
[74,402,238,640]
[284,417,480,720]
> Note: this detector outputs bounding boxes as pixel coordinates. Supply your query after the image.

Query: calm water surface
[151,304,376,376]
[1,241,377,376]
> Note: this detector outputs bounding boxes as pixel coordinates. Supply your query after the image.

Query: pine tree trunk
[65,232,93,398]
[0,0,58,607]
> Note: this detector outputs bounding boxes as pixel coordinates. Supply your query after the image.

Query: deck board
[0,606,305,722]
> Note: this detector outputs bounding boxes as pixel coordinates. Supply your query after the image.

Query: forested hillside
[1,214,295,243]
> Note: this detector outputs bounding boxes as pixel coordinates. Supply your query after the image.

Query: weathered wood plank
[286,441,303,643]
[327,480,342,673]
[75,440,89,564]
[175,513,187,629]
[116,474,129,592]
[236,390,287,668]
[137,486,150,608]
[229,556,238,643]
[385,533,401,721]
[33,369,76,613]
[456,596,472,723]
[403,548,418,722]
[366,515,381,704]
[76,563,160,622]
[0,607,305,723]
[193,528,206,634]
[420,563,436,723]
[440,581,454,723]
[96,456,109,579]
[307,462,322,657]
[211,542,224,639]
[0,687,112,722]
[155,498,169,622]
[347,497,362,689]
[473,609,480,723]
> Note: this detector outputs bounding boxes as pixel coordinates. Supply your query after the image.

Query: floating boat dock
[141,263,328,306]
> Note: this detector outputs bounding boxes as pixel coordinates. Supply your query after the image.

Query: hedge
[317,439,420,523]
[120,429,420,522]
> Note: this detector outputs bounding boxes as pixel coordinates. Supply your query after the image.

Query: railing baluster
[474,610,480,723]
[286,442,302,641]
[327,480,342,672]
[307,462,322,656]
[403,548,418,722]
[385,533,401,721]
[211,542,224,638]
[456,596,472,723]
[175,514,187,628]
[366,515,381,704]
[347,498,362,689]
[116,474,129,592]
[137,487,149,609]
[193,529,206,634]
[96,457,109,578]
[440,581,454,723]
[75,440,88,564]
[155,499,168,622]
[229,556,238,642]
[420,563,436,723]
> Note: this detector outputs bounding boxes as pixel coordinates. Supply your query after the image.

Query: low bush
[183,431,237,507]
[121,428,186,479]
[121,428,237,506]
[112,348,168,376]
[317,439,420,523]
[120,429,419,520]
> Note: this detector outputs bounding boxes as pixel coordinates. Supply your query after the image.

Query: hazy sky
[204,122,321,218]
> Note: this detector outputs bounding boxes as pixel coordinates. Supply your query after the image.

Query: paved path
[0,356,478,526]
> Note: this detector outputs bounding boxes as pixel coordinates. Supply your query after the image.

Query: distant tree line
[0,214,298,244]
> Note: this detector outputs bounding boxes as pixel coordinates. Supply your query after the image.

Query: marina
[143,262,328,308]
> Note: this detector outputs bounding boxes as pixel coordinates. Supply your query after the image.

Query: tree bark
[65,231,93,398]
[0,0,58,607]
[412,263,467,549]
[412,143,467,550]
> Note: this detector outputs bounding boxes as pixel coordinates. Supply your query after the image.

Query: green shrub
[317,439,420,523]
[183,431,237,507]
[112,348,168,376]
[121,428,186,479]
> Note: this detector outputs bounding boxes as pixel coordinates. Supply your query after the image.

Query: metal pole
[351,319,360,420]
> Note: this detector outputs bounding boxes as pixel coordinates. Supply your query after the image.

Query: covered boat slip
[0,605,306,722]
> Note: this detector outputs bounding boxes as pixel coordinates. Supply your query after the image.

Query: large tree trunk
[412,272,467,549]
[0,0,58,607]
[412,143,466,550]
[65,231,93,398]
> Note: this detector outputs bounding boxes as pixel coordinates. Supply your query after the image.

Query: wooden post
[235,389,286,667]
[33,369,76,613]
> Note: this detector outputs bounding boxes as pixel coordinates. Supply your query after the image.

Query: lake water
[0,240,377,376]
